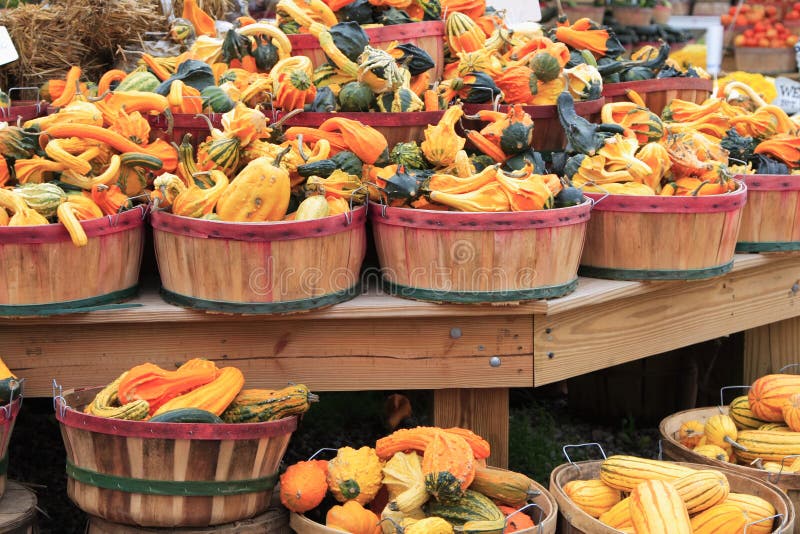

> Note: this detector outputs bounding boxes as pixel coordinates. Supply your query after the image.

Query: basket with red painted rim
[602,78,713,117]
[735,174,800,253]
[54,383,298,528]
[580,183,747,280]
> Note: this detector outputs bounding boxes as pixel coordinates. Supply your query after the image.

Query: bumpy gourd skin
[327,446,385,505]
[216,156,291,222]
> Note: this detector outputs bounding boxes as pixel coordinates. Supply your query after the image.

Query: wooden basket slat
[601,78,713,116]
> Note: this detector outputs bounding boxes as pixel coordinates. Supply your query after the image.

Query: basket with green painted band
[55,385,298,528]
[368,200,591,304]
[0,205,146,317]
[735,175,800,253]
[150,206,367,315]
[580,183,747,281]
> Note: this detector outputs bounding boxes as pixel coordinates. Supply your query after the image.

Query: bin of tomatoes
[733,20,799,48]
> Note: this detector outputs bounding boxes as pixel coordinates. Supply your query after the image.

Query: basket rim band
[736,242,800,252]
[382,278,579,303]
[160,285,360,314]
[0,286,140,317]
[66,461,278,496]
[0,205,146,244]
[150,206,366,241]
[578,260,734,280]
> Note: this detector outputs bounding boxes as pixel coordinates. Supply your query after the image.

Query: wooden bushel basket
[290,473,559,533]
[550,458,795,533]
[735,175,800,253]
[661,406,800,533]
[0,206,146,317]
[279,111,445,148]
[602,78,713,116]
[0,481,37,534]
[580,184,747,280]
[151,207,367,314]
[1,87,48,125]
[462,99,605,154]
[369,201,591,304]
[55,386,298,528]
[0,394,22,502]
[288,21,445,80]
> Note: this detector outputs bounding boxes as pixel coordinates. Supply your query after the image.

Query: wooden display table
[2,253,799,467]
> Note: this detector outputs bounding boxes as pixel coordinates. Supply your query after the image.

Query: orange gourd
[421,430,476,503]
[319,117,388,165]
[109,109,151,146]
[182,0,216,37]
[117,359,218,415]
[494,66,536,105]
[152,366,245,416]
[326,501,381,534]
[498,505,535,532]
[678,420,705,448]
[376,426,491,460]
[629,479,692,534]
[280,461,329,513]
[50,66,82,108]
[749,374,800,422]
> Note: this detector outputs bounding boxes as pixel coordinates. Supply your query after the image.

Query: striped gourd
[704,414,744,451]
[599,456,694,492]
[730,396,768,430]
[562,479,621,518]
[759,423,791,431]
[598,496,632,530]
[629,480,692,534]
[736,430,800,462]
[783,393,800,431]
[671,470,729,514]
[749,374,800,422]
[424,489,505,532]
[690,503,747,534]
[724,493,776,534]
[197,136,240,177]
[221,384,318,423]
[693,444,730,463]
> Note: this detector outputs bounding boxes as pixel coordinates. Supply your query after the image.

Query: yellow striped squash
[749,374,800,422]
[783,393,800,432]
[671,470,729,514]
[724,493,776,534]
[690,503,747,534]
[629,480,692,534]
[759,423,791,431]
[598,496,632,530]
[562,479,621,518]
[693,444,730,463]
[736,430,800,463]
[730,396,768,430]
[599,456,694,492]
[704,414,742,450]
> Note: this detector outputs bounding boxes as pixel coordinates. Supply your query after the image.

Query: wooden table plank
[4,315,533,397]
[534,256,800,386]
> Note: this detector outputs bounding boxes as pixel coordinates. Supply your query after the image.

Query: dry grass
[0,0,167,88]
[167,0,232,20]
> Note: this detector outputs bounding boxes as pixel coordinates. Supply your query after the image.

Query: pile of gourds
[678,373,800,475]
[85,358,317,423]
[665,83,800,176]
[557,85,743,196]
[280,426,542,533]
[0,87,171,245]
[563,455,777,533]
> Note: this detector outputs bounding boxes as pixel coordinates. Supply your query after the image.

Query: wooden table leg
[744,317,800,382]
[433,388,509,468]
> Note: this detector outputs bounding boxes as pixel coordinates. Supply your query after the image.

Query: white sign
[488,0,541,23]
[0,27,17,67]
[773,77,800,114]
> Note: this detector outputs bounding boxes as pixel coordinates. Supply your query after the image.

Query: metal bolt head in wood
[490,357,501,367]
[450,327,462,339]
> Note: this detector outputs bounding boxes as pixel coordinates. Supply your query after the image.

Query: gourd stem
[690,179,709,197]
[271,108,303,130]
[725,436,748,451]
[193,113,215,133]
[86,90,111,103]
[377,517,405,534]
[296,134,309,162]
[273,146,292,167]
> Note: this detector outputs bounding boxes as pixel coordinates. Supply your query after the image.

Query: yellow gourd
[216,152,291,222]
